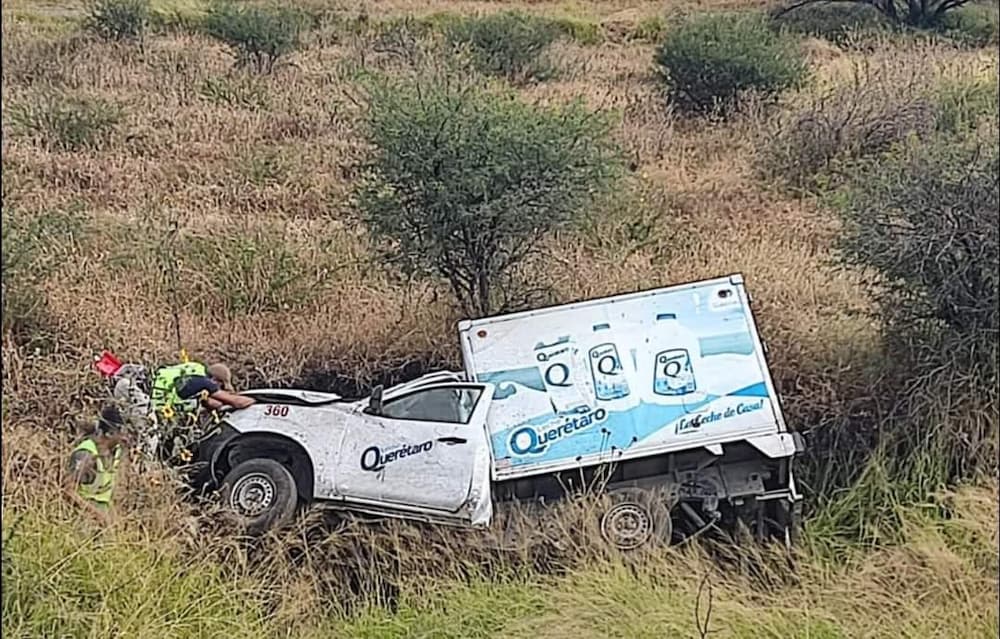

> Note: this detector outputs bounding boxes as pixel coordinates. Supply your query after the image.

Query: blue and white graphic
[588,323,633,403]
[534,336,591,414]
[463,277,780,474]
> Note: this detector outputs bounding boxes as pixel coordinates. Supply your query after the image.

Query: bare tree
[774,0,973,27]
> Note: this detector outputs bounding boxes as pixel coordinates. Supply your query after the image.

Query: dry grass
[2,0,998,636]
[4,423,997,637]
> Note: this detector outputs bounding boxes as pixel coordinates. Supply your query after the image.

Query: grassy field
[2,0,998,636]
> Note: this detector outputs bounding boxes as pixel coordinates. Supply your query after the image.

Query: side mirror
[368,385,384,416]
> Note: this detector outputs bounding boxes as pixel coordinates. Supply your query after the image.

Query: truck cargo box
[459,274,790,481]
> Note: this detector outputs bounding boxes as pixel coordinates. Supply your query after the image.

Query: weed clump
[354,71,623,316]
[198,75,270,110]
[654,13,809,116]
[83,0,150,43]
[178,229,327,318]
[934,73,999,134]
[761,63,998,191]
[202,3,309,73]
[444,11,562,83]
[7,92,122,151]
[2,210,84,341]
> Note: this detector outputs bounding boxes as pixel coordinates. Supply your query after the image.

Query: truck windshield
[380,387,483,425]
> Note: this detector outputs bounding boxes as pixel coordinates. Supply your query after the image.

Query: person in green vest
[66,405,128,522]
[151,360,255,419]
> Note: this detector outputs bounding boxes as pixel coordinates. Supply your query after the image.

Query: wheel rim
[229,472,275,517]
[601,501,653,550]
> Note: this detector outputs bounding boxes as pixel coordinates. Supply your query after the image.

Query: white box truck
[101,274,805,548]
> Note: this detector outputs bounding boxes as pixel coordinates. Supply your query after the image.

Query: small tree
[84,0,150,44]
[354,72,623,317]
[654,13,808,116]
[834,135,999,379]
[202,4,308,73]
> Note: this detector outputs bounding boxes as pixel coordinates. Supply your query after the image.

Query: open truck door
[333,382,495,525]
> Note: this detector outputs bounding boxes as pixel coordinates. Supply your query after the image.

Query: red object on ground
[94,351,123,377]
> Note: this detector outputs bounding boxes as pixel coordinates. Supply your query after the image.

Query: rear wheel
[599,487,673,551]
[220,458,298,535]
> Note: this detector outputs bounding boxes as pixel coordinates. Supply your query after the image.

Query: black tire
[220,458,298,536]
[599,487,674,551]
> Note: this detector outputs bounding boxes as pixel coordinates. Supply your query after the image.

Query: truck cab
[207,377,497,534]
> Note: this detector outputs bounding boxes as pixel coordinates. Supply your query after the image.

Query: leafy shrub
[770,2,890,44]
[833,135,999,381]
[202,3,309,73]
[7,92,122,151]
[937,2,1000,46]
[444,11,562,82]
[654,13,809,115]
[83,0,150,42]
[355,72,623,316]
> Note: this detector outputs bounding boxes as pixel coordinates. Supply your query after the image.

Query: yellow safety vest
[73,438,123,508]
[151,361,208,423]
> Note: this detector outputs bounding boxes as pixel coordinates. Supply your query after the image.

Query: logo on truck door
[360,440,434,472]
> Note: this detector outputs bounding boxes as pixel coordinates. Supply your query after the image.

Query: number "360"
[263,405,290,417]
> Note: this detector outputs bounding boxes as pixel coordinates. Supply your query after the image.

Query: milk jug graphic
[534,336,591,414]
[645,313,701,402]
[587,323,638,411]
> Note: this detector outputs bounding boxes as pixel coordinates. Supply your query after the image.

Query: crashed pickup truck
[102,274,805,548]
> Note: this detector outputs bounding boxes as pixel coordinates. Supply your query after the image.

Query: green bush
[833,135,999,381]
[355,72,623,316]
[7,92,122,151]
[770,2,890,44]
[654,13,809,115]
[202,3,309,73]
[444,11,562,82]
[937,2,1000,46]
[83,0,150,42]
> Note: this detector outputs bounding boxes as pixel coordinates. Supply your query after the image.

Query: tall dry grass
[2,1,998,636]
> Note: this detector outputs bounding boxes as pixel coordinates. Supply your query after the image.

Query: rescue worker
[151,359,255,418]
[66,405,128,521]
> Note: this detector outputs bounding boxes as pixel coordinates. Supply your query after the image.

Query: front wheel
[220,458,298,536]
[599,487,674,551]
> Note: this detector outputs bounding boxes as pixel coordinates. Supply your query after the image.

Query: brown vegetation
[2,0,997,635]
